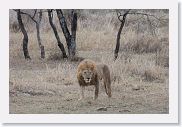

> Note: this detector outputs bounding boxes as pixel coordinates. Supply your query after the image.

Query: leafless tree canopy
[11,9,168,61]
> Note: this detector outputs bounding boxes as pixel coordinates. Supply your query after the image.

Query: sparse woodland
[9,9,169,114]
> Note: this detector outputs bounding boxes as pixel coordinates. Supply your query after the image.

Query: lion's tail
[103,65,112,97]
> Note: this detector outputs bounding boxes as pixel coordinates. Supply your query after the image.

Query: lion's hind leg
[107,82,112,98]
[104,80,112,98]
[103,65,112,98]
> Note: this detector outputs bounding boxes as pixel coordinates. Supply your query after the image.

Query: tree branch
[117,11,167,24]
[18,10,37,23]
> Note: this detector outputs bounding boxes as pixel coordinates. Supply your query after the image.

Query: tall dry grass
[9,9,169,97]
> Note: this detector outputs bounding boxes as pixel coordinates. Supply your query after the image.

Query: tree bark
[48,9,67,58]
[16,9,31,59]
[70,9,77,56]
[114,10,130,60]
[36,10,45,59]
[56,10,72,56]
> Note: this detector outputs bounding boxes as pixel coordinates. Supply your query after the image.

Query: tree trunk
[16,9,31,59]
[114,10,130,60]
[36,10,45,59]
[56,10,72,56]
[70,9,77,57]
[48,9,67,58]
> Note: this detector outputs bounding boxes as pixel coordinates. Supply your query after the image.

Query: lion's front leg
[79,86,85,100]
[94,79,99,100]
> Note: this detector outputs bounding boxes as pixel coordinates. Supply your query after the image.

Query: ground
[9,51,169,114]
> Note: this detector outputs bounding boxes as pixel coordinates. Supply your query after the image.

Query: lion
[77,59,111,100]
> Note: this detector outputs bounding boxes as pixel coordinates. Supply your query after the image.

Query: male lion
[77,59,111,100]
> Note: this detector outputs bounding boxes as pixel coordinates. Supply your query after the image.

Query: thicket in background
[10,9,168,65]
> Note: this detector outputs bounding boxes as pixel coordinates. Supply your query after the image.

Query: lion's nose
[87,78,90,80]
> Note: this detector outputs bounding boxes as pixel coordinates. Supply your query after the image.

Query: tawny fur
[77,59,98,87]
[77,59,111,100]
[96,64,112,97]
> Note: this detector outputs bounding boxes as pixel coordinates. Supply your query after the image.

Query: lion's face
[81,69,94,83]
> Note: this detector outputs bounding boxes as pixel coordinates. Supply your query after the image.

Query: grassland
[9,9,169,114]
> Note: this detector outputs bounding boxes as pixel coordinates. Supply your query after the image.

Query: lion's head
[77,59,97,84]
[81,68,94,83]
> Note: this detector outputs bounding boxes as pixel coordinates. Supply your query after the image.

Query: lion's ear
[78,71,82,76]
[77,70,81,77]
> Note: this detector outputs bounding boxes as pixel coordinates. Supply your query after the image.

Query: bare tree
[114,9,130,60]
[56,9,77,57]
[114,9,167,60]
[70,9,77,56]
[18,9,45,59]
[47,9,67,58]
[15,9,31,59]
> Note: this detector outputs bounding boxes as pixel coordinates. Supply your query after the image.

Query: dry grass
[9,9,169,114]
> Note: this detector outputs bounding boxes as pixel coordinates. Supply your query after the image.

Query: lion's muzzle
[85,78,91,83]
